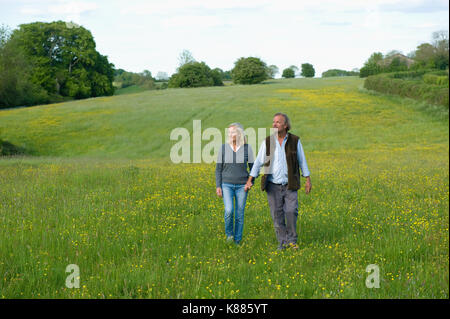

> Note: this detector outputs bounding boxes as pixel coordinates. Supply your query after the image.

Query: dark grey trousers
[266,182,299,248]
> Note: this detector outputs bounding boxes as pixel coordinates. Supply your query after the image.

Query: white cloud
[48,1,98,15]
[18,0,98,23]
[161,15,227,28]
[378,0,448,13]
[361,7,382,29]
[122,0,270,15]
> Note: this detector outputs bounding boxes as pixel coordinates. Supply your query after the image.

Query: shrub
[282,68,295,78]
[387,70,429,79]
[428,70,449,76]
[423,74,449,86]
[211,68,224,86]
[156,82,168,90]
[231,57,268,84]
[0,138,26,156]
[301,63,315,78]
[364,73,449,107]
[168,62,222,88]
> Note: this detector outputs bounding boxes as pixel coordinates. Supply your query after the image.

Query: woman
[215,123,254,245]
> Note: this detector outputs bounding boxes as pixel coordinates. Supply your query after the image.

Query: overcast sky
[1,0,448,77]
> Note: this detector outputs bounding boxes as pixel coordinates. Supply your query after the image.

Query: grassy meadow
[0,77,448,298]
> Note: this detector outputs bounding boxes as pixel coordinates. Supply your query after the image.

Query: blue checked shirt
[249,134,310,184]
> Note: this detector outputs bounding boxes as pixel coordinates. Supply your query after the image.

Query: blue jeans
[222,183,248,244]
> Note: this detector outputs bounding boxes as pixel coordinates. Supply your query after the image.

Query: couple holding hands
[215,113,312,250]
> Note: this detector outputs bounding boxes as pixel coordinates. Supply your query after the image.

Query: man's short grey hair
[273,113,291,131]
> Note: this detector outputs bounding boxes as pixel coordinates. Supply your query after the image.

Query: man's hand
[216,187,222,197]
[305,176,312,194]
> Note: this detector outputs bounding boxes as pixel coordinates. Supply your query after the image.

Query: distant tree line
[167,50,318,88]
[360,31,449,78]
[1,21,329,104]
[360,30,449,107]
[0,21,115,108]
[322,69,359,77]
[359,52,410,77]
[114,69,155,89]
[281,64,315,78]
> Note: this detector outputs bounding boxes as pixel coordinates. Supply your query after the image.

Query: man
[245,113,311,250]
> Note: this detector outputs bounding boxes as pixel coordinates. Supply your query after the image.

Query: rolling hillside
[0,77,448,298]
[1,76,447,160]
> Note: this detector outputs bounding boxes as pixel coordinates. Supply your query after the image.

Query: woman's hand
[216,187,223,197]
[244,176,253,192]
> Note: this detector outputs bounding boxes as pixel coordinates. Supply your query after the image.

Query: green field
[0,77,448,298]
[113,85,150,96]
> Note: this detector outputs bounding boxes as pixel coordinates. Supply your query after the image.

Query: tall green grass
[0,77,448,298]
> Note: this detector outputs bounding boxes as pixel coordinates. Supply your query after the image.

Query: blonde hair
[227,122,246,146]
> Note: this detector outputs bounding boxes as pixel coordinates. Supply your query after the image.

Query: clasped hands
[244,180,253,192]
[217,177,311,196]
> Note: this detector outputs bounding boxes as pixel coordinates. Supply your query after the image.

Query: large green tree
[413,32,449,70]
[231,57,268,84]
[9,21,115,101]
